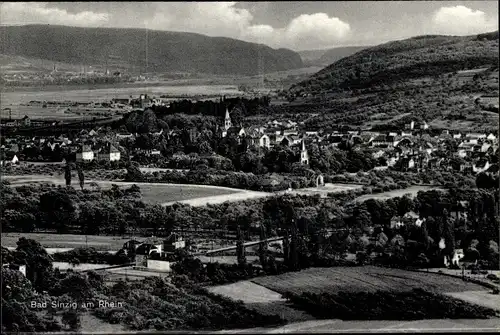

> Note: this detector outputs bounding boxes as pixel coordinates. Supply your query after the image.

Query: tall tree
[64,163,72,186]
[77,166,85,190]
[126,162,143,181]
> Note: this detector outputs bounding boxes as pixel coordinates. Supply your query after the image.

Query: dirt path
[162,190,272,207]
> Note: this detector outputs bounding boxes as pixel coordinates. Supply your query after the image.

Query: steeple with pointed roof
[224,107,232,130]
[300,139,309,165]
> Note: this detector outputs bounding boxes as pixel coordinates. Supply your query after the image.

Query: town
[1,97,498,177]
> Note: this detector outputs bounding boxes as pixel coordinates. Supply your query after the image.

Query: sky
[1,1,498,51]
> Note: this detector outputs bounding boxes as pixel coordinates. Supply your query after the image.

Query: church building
[220,107,245,141]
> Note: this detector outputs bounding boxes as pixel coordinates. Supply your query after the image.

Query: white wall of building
[147,260,171,272]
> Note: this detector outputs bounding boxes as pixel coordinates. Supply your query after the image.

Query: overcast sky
[1,1,498,51]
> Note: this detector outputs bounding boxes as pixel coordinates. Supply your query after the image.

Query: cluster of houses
[0,129,122,165]
[1,104,498,176]
[123,233,186,272]
[210,109,499,174]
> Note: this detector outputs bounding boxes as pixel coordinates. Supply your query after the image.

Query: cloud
[145,2,350,50]
[0,2,110,27]
[281,13,351,50]
[432,5,498,35]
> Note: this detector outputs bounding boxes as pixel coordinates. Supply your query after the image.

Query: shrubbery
[52,247,131,265]
[284,288,498,320]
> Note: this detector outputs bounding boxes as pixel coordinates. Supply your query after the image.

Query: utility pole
[145,27,149,75]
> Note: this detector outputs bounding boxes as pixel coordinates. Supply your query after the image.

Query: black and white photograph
[0,1,499,333]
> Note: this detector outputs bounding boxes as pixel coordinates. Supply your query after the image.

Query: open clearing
[355,186,445,202]
[251,266,487,296]
[2,232,129,250]
[3,174,244,205]
[208,281,316,322]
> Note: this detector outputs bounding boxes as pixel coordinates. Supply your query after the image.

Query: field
[2,232,129,251]
[355,185,445,202]
[1,84,240,106]
[251,266,487,295]
[208,281,315,322]
[0,105,94,120]
[3,175,243,205]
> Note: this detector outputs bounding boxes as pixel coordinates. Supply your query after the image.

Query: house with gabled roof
[76,145,94,162]
[247,133,270,149]
[97,144,120,162]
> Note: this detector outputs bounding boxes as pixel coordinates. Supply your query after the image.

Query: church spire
[224,107,232,130]
[300,139,309,165]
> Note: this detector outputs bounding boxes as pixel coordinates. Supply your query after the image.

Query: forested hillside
[291,32,499,96]
[0,25,303,76]
[282,32,499,132]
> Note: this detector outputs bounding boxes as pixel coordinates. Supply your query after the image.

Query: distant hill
[291,32,499,96]
[0,25,303,76]
[298,46,369,66]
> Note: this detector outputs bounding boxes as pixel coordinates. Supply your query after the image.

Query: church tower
[224,107,232,130]
[300,139,309,165]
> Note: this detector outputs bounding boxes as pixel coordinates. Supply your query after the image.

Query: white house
[258,134,271,148]
[486,133,497,141]
[444,249,464,267]
[76,145,94,162]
